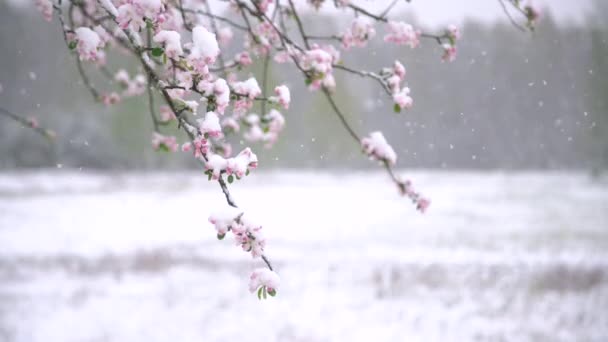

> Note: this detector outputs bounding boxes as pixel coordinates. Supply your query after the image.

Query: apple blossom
[361,131,397,165]
[441,44,457,62]
[151,132,178,152]
[198,111,223,137]
[342,17,376,49]
[35,0,53,21]
[249,268,280,298]
[153,30,183,60]
[74,27,103,61]
[393,87,413,110]
[189,26,220,72]
[272,85,291,109]
[384,21,421,48]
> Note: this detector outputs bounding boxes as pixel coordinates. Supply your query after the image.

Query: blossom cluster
[28,0,510,297]
[209,209,280,298]
[342,17,376,49]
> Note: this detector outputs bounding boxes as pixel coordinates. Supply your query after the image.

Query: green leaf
[257,286,263,300]
[217,233,225,240]
[157,144,169,152]
[227,175,234,184]
[207,172,212,181]
[246,169,250,176]
[393,103,402,113]
[151,47,164,57]
[305,78,312,86]
[262,286,267,299]
[268,288,276,297]
[163,53,167,64]
[68,41,77,50]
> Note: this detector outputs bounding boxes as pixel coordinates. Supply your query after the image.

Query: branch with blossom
[0,107,56,141]
[31,0,539,298]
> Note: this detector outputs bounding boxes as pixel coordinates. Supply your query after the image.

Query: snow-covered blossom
[249,268,280,297]
[198,111,223,137]
[153,30,183,59]
[272,85,291,109]
[213,78,231,114]
[300,47,336,91]
[361,131,397,165]
[189,26,220,73]
[233,78,261,99]
[225,147,258,178]
[151,132,178,152]
[117,0,163,31]
[75,27,103,61]
[342,17,376,49]
[384,21,420,48]
[35,0,52,21]
[441,44,457,62]
[393,87,413,110]
[208,207,241,237]
[205,153,228,179]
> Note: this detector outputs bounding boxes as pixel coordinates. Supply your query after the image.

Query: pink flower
[249,268,280,296]
[234,51,253,66]
[393,87,413,110]
[441,44,457,62]
[217,26,234,46]
[393,61,406,81]
[342,17,376,49]
[35,0,53,21]
[182,136,209,158]
[384,21,420,48]
[75,27,103,62]
[273,85,291,109]
[445,24,461,41]
[117,0,163,31]
[101,92,121,105]
[151,132,178,152]
[27,117,39,129]
[417,198,430,213]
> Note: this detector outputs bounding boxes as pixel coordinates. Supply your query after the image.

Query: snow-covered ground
[0,170,607,342]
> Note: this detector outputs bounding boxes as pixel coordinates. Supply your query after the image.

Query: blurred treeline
[0,2,606,171]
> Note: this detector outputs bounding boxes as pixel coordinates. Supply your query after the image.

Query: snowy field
[0,170,607,342]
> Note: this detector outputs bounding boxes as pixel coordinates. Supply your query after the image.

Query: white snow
[0,170,607,341]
